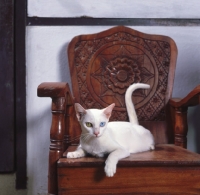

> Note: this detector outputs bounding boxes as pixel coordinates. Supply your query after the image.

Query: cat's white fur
[67,83,155,177]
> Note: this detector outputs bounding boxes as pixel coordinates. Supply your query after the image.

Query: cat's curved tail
[125,83,150,125]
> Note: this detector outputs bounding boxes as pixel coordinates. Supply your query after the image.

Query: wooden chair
[38,26,200,195]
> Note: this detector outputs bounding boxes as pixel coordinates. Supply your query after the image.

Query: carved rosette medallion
[105,57,141,94]
[74,31,171,121]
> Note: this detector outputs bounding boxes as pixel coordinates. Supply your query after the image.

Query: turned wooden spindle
[37,82,74,195]
[170,85,200,148]
[63,105,73,150]
[49,97,66,194]
[174,107,188,148]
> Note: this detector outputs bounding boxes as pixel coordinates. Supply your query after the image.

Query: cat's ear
[103,103,115,119]
[74,103,87,121]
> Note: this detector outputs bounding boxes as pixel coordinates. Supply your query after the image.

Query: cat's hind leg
[67,147,86,158]
[150,144,155,150]
[95,152,106,158]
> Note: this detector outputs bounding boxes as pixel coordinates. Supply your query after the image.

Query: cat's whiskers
[68,133,92,144]
[81,133,92,143]
[81,136,89,143]
[92,138,103,153]
[67,135,81,143]
[70,134,81,140]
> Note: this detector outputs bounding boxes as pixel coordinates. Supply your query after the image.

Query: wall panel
[28,0,200,18]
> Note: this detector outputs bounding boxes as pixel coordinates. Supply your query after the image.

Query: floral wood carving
[72,30,171,121]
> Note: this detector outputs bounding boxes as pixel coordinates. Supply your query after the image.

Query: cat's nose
[94,132,99,136]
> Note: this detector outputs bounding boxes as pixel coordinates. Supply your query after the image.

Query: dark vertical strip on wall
[0,0,15,172]
[14,0,27,189]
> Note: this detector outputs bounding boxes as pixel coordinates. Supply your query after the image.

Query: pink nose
[94,132,99,136]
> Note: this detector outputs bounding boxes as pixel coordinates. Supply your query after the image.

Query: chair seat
[57,145,200,195]
[59,144,200,167]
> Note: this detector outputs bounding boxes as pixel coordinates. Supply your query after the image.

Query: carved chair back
[67,26,177,146]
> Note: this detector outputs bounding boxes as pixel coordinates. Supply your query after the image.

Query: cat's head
[74,103,115,137]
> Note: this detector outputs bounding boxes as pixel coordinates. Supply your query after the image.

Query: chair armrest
[169,85,200,108]
[169,84,200,148]
[37,82,75,192]
[37,82,74,105]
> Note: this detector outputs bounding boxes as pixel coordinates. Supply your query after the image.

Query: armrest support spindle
[37,82,74,194]
[170,84,200,148]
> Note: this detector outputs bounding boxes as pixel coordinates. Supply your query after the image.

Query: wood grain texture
[37,82,74,194]
[68,26,178,122]
[58,146,200,195]
[58,167,200,195]
[38,82,73,101]
[61,145,200,167]
[68,26,178,146]
[170,85,200,148]
[170,85,200,108]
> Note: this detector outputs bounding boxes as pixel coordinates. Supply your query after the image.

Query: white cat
[67,83,155,177]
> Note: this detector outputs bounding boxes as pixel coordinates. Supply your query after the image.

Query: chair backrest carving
[68,26,177,144]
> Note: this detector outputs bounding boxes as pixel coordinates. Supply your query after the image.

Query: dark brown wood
[49,97,66,194]
[38,27,200,195]
[170,85,200,108]
[65,104,82,147]
[68,26,178,145]
[174,107,188,148]
[0,0,14,172]
[58,145,200,195]
[38,82,73,99]
[61,145,200,166]
[140,121,168,144]
[58,166,200,195]
[170,84,200,148]
[38,82,74,194]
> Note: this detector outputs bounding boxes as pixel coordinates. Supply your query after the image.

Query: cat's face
[75,103,115,137]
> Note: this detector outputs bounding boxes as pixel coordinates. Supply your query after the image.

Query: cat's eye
[100,122,106,127]
[86,122,93,127]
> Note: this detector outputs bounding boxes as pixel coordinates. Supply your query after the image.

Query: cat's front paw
[104,161,116,177]
[67,151,84,158]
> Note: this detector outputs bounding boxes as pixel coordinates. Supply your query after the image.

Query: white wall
[27,0,200,18]
[26,1,200,195]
